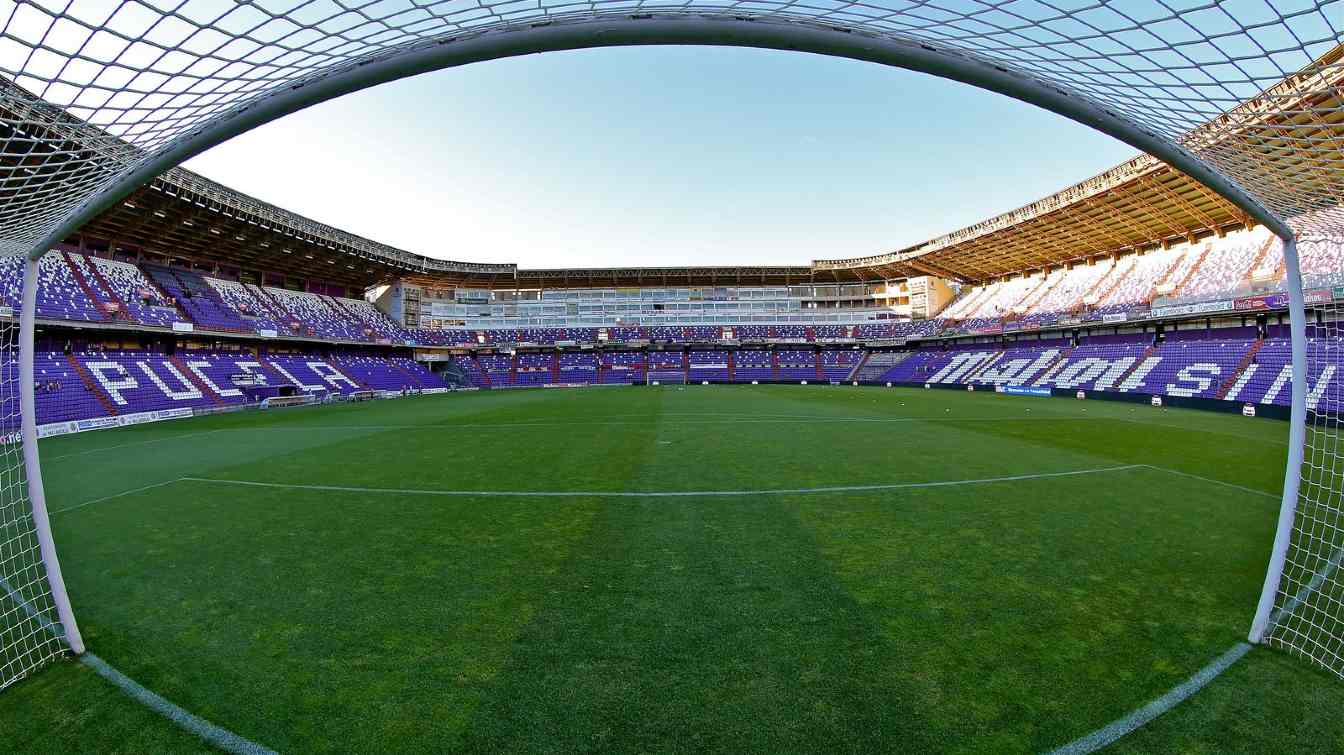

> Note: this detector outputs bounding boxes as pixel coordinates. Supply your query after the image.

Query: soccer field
[4,385,1343,752]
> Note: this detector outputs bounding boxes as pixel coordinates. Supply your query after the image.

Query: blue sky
[185,45,1138,270]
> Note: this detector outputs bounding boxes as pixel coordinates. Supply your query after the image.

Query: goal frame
[18,256,83,655]
[645,368,689,386]
[2,12,1327,674]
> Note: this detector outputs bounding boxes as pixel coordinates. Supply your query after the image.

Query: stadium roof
[54,44,1344,288]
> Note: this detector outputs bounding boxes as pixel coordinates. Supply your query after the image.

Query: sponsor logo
[1151,300,1233,317]
[76,416,121,431]
[1003,385,1051,397]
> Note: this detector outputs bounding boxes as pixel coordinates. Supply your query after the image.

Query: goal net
[0,0,1339,691]
[646,369,688,386]
[1260,238,1344,676]
[0,299,67,692]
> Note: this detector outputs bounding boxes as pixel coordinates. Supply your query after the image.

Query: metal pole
[20,256,84,654]
[1249,233,1307,643]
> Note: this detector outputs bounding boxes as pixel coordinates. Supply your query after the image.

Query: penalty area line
[179,464,1144,498]
[1046,642,1252,755]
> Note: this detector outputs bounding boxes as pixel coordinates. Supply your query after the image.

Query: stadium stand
[776,350,816,381]
[601,351,646,384]
[86,256,182,327]
[688,350,730,382]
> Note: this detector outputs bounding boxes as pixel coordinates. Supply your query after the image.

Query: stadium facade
[20,140,1337,431]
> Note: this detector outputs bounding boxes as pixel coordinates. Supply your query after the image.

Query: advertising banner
[1151,300,1233,318]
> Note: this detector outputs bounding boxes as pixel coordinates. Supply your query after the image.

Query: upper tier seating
[1176,233,1265,302]
[647,326,687,342]
[144,265,252,333]
[0,253,105,322]
[206,278,284,334]
[265,286,365,341]
[331,297,409,342]
[607,327,644,341]
[86,256,182,327]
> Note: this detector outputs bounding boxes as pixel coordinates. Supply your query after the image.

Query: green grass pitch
[3,384,1343,752]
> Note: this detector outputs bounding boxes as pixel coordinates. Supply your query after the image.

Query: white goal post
[0,1,1340,691]
[646,369,688,386]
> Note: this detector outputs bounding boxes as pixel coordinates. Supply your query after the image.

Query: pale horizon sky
[184,45,1139,270]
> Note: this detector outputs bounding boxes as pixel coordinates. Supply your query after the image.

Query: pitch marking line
[178,465,1144,498]
[1047,642,1252,755]
[48,478,186,516]
[1137,465,1278,500]
[79,654,277,755]
[0,575,274,754]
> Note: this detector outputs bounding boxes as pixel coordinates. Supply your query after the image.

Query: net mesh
[0,0,1338,687]
[1269,238,1344,676]
[0,310,64,692]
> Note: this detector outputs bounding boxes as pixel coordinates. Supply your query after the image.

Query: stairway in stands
[1084,260,1125,311]
[386,359,422,388]
[170,355,224,405]
[847,352,870,382]
[1151,249,1188,297]
[1243,237,1277,283]
[61,252,115,322]
[66,353,118,415]
[248,283,289,321]
[81,256,136,321]
[1216,340,1266,400]
[727,351,735,382]
[1111,345,1158,391]
[1029,347,1076,386]
[1171,243,1213,297]
[146,268,197,326]
[472,355,492,388]
[329,361,366,390]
